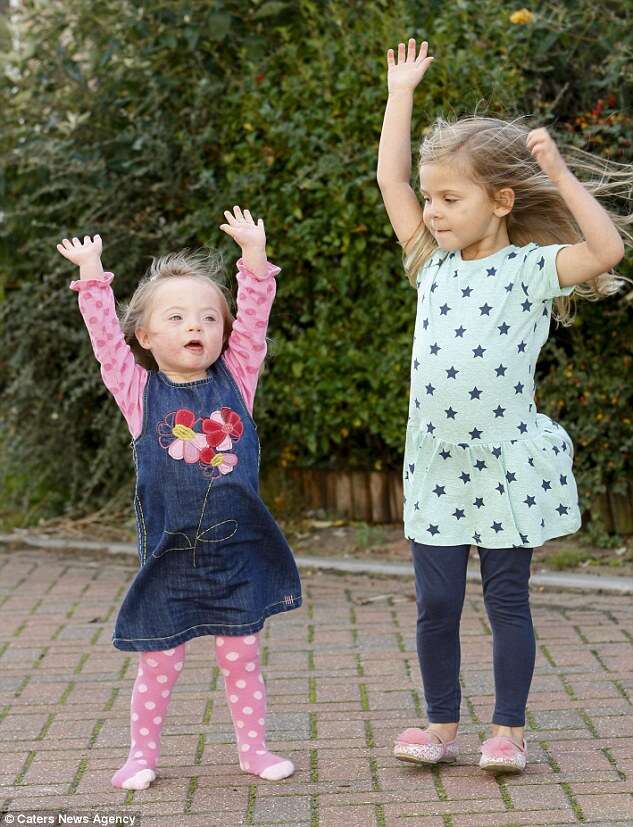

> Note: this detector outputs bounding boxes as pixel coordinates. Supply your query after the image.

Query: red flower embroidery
[202,407,244,451]
[199,446,239,478]
[174,408,195,429]
[156,406,243,479]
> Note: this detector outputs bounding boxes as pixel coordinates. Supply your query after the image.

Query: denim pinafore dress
[113,358,302,652]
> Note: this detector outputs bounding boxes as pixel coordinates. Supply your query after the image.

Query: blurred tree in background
[1,0,631,540]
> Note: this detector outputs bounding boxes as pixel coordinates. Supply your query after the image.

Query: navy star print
[404,242,581,548]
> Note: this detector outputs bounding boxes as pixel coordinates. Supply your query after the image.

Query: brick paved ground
[1,545,633,826]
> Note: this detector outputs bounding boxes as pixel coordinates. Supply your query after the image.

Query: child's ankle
[492,724,524,745]
[428,722,459,741]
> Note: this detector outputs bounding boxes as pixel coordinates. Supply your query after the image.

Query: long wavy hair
[119,249,234,371]
[404,116,633,324]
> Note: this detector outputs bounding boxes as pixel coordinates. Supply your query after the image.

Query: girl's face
[136,277,227,381]
[420,160,513,258]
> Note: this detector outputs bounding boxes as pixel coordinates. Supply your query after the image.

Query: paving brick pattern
[1,546,633,826]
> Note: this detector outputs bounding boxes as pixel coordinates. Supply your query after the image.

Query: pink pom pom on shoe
[479,735,527,773]
[394,727,459,765]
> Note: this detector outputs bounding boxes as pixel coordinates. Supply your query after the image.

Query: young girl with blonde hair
[58,207,302,789]
[377,38,630,773]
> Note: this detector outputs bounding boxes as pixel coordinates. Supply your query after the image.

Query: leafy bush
[1,0,631,536]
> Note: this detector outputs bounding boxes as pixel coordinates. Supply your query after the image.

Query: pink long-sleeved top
[70,259,279,439]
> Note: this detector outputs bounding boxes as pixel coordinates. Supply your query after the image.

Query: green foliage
[546,545,592,571]
[1,0,631,534]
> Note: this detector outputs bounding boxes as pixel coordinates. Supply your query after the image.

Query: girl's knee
[483,591,531,624]
[417,590,462,624]
[214,633,260,668]
[139,643,186,671]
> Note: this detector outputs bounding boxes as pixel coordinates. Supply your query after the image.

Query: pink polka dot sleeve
[69,273,147,439]
[223,258,280,414]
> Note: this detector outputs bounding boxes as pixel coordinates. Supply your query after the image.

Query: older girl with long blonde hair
[377,37,631,774]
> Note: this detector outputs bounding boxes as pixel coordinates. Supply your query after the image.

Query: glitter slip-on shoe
[394,727,459,765]
[479,735,527,773]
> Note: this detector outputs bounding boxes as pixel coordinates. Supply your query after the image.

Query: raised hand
[57,235,102,265]
[220,206,266,252]
[386,38,434,95]
[57,235,104,279]
[220,206,268,278]
[527,128,569,185]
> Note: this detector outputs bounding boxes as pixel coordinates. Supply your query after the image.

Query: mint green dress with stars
[404,242,582,549]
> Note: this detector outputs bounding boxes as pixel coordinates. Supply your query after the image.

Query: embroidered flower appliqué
[199,446,239,479]
[199,407,243,478]
[157,408,207,464]
[157,406,243,478]
[202,407,244,451]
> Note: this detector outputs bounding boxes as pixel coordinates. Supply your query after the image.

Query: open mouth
[184,339,204,354]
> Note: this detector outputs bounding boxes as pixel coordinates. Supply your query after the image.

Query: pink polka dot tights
[111,633,293,789]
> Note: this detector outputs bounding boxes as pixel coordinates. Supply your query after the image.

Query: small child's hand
[57,234,103,265]
[386,38,434,95]
[57,235,105,280]
[220,206,268,277]
[527,128,569,185]
[220,206,266,252]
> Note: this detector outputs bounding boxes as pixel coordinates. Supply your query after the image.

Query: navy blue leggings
[411,542,536,727]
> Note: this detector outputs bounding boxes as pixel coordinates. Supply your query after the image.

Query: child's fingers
[526,132,544,149]
[84,236,91,244]
[56,243,69,256]
[406,38,416,62]
[257,218,264,229]
[219,223,235,236]
[244,209,255,224]
[397,42,405,64]
[223,210,237,225]
[72,237,80,245]
[531,138,553,154]
[416,40,428,61]
[233,205,244,221]
[528,139,547,155]
[526,127,549,147]
[387,48,395,67]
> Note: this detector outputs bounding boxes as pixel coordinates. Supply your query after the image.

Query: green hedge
[1,0,631,538]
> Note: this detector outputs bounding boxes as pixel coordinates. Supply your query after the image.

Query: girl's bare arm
[377,39,433,254]
[527,128,625,285]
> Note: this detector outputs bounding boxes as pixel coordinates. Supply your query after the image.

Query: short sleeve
[521,243,575,301]
[413,253,442,295]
